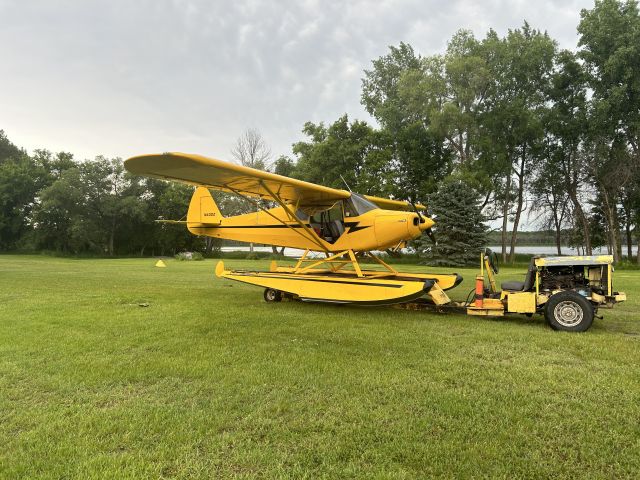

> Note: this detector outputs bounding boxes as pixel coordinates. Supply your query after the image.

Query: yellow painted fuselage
[186,188,433,253]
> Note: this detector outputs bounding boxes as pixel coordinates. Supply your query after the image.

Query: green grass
[1,255,639,479]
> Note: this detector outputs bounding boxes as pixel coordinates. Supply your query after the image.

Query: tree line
[1,0,639,263]
[0,138,198,255]
[281,0,640,263]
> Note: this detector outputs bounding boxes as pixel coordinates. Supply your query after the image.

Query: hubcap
[554,300,583,327]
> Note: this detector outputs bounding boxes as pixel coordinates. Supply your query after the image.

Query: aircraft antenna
[339,175,352,192]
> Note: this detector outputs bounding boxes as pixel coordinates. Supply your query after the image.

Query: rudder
[187,187,223,226]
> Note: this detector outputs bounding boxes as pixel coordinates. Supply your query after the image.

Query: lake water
[221,245,638,257]
[487,245,638,256]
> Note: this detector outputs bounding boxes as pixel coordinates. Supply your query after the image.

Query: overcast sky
[1,0,593,163]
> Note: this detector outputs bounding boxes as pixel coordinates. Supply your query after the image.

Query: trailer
[216,249,626,332]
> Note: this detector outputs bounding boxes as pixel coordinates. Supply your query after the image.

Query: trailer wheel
[263,288,282,303]
[544,291,594,332]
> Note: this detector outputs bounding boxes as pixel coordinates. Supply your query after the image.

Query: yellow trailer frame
[215,251,463,306]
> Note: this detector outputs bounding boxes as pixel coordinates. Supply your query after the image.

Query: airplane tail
[187,187,223,226]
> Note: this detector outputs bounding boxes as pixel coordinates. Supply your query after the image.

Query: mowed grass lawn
[1,255,639,479]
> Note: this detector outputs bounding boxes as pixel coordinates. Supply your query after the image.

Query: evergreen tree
[414,179,487,266]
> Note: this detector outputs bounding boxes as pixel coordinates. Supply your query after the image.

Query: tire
[544,291,594,332]
[263,288,282,303]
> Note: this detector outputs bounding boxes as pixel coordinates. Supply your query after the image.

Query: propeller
[425,227,437,245]
[409,199,437,245]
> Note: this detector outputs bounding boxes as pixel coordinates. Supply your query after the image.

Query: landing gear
[263,288,282,303]
[214,257,460,306]
[544,291,594,332]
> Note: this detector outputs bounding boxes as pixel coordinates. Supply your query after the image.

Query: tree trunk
[109,218,116,256]
[616,214,623,261]
[271,246,279,254]
[249,242,254,253]
[637,232,640,264]
[626,222,632,260]
[600,188,620,263]
[554,199,568,256]
[509,153,526,263]
[501,172,512,263]
[563,149,591,255]
[568,188,591,255]
[205,237,214,255]
[555,224,562,255]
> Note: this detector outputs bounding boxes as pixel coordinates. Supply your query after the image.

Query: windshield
[345,193,378,217]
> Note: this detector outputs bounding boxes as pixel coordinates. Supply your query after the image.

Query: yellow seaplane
[125,152,462,305]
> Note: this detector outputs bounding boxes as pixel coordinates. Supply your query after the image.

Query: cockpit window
[344,193,377,217]
[295,209,310,220]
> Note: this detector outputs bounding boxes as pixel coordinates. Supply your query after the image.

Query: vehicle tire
[263,288,282,303]
[544,291,594,332]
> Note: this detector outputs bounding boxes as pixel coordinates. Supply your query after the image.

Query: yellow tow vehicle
[466,249,626,331]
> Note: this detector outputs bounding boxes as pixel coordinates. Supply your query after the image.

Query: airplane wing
[125,152,350,211]
[364,195,426,212]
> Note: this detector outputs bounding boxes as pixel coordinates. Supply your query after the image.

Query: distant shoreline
[219,245,638,257]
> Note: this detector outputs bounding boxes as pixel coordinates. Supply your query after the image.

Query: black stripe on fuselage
[190,222,371,231]
[190,224,309,229]
[343,222,370,233]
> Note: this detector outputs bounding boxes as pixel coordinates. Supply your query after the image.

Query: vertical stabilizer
[187,187,222,226]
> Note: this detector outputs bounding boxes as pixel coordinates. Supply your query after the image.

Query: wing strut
[224,184,329,253]
[259,181,330,254]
